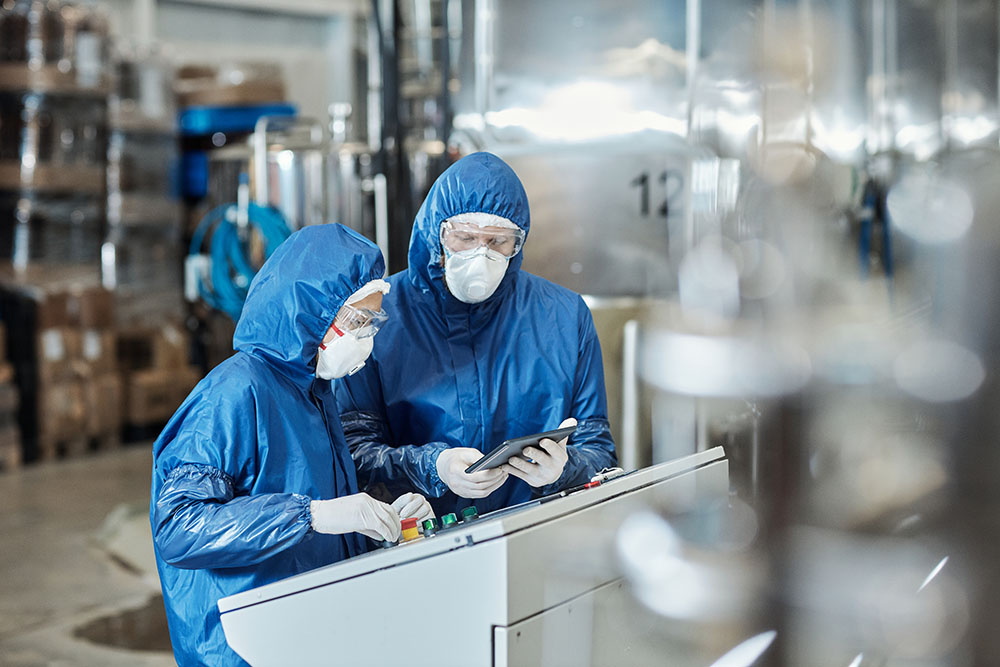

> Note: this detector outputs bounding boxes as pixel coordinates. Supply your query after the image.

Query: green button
[422,518,439,534]
[461,506,479,522]
[441,513,458,528]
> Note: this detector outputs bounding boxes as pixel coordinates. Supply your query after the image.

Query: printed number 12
[631,170,677,218]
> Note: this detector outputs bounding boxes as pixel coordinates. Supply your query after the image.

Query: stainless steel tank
[207,115,331,232]
[404,2,1000,664]
[206,111,388,256]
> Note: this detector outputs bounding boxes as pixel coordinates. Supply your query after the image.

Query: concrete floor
[0,446,175,666]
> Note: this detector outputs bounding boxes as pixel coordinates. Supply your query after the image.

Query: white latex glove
[310,493,401,542]
[501,418,576,488]
[391,492,435,522]
[436,447,509,499]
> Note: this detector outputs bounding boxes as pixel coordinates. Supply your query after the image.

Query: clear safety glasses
[440,220,525,259]
[332,303,388,340]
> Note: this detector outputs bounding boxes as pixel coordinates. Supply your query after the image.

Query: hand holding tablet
[465,417,578,482]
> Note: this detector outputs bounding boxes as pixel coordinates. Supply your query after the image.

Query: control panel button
[421,517,439,536]
[400,517,420,542]
[441,513,458,529]
[420,517,439,537]
[461,506,479,522]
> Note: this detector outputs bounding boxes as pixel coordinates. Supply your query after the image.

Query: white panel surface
[220,448,730,666]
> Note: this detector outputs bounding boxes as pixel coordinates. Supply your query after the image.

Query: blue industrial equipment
[178,103,297,200]
[186,175,291,320]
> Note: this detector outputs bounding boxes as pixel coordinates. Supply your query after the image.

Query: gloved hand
[310,493,401,542]
[436,447,508,499]
[391,492,435,522]
[501,418,576,488]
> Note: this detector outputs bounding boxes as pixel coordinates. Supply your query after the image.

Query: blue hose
[189,202,291,321]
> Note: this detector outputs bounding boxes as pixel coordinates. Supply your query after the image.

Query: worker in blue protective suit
[150,223,433,667]
[336,152,618,518]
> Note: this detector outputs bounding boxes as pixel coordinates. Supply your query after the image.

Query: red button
[401,517,418,530]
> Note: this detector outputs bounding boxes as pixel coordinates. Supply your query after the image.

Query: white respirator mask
[315,333,374,380]
[444,246,509,304]
[315,278,390,380]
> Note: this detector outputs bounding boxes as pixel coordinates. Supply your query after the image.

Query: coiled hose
[188,202,291,321]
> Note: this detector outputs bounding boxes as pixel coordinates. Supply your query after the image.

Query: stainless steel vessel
[207,110,388,256]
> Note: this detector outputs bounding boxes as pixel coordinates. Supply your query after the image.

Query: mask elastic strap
[320,322,346,350]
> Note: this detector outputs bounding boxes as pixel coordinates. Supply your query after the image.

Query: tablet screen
[464,425,577,474]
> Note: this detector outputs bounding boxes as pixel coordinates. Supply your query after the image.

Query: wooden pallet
[37,430,121,461]
[126,365,201,428]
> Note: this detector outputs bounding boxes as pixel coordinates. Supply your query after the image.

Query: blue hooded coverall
[150,224,383,666]
[336,152,617,518]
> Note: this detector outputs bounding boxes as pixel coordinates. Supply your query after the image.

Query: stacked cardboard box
[118,321,201,428]
[0,267,123,461]
[0,322,22,470]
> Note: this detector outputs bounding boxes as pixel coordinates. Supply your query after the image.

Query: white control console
[220,447,729,666]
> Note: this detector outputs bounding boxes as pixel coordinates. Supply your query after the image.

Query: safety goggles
[330,303,388,340]
[440,219,525,259]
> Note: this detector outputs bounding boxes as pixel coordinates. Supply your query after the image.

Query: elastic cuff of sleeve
[292,494,314,531]
[424,442,452,498]
[537,449,579,497]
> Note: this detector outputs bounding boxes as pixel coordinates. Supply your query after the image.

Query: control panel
[220,448,729,667]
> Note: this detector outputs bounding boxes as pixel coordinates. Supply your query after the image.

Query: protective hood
[234,224,385,379]
[407,152,530,296]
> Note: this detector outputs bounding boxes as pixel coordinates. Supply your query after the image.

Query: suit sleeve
[537,299,618,496]
[336,367,451,498]
[151,384,314,569]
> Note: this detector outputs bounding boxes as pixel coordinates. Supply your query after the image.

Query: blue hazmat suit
[150,224,384,666]
[336,152,617,518]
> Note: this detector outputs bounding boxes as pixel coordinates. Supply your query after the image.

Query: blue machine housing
[178,103,297,200]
